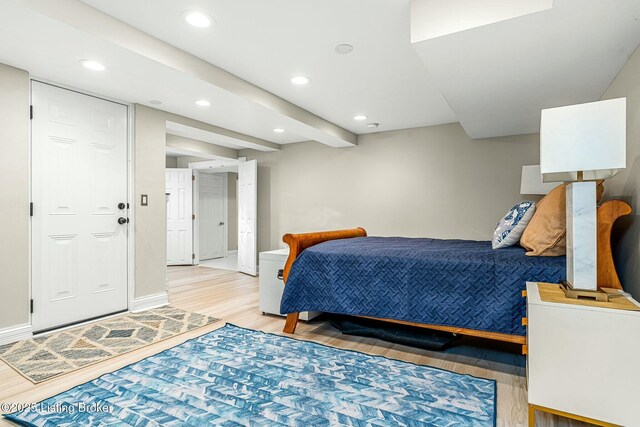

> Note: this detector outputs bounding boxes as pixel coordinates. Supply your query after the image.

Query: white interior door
[166,168,193,265]
[199,173,225,260]
[31,81,128,332]
[238,160,257,276]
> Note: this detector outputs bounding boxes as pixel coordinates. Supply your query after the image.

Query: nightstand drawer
[526,282,640,426]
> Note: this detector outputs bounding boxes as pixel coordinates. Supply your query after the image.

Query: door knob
[118,217,128,224]
[219,222,225,226]
[118,202,126,210]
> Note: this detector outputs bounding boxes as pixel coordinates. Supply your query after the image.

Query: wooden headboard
[597,200,632,289]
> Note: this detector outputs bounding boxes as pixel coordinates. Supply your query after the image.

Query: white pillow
[492,201,536,249]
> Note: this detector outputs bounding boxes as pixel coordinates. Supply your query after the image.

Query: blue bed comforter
[280,237,565,336]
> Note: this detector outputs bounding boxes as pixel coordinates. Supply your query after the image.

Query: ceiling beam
[13,0,357,148]
[166,134,239,160]
[163,111,279,152]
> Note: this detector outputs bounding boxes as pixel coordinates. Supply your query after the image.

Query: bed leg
[283,313,300,334]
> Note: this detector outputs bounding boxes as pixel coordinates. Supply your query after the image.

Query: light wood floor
[0,266,589,426]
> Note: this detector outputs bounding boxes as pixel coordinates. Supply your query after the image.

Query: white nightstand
[526,282,640,426]
[259,249,320,321]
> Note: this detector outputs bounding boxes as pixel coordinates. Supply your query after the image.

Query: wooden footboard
[282,228,367,333]
[281,200,631,340]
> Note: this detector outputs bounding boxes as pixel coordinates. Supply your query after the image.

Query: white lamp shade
[520,165,562,195]
[540,98,626,182]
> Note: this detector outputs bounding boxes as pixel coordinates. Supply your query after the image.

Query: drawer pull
[522,317,528,326]
[522,345,528,355]
[522,290,527,298]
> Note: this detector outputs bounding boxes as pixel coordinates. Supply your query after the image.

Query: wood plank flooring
[0,266,589,426]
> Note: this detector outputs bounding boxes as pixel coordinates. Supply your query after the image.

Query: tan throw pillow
[520,184,567,256]
[520,181,604,257]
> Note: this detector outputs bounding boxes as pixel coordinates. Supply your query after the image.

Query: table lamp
[540,98,626,292]
[520,165,561,195]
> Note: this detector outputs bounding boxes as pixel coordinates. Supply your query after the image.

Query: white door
[31,81,128,332]
[199,173,225,260]
[238,160,257,276]
[166,168,193,265]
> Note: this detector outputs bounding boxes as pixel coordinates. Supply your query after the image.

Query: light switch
[141,194,148,206]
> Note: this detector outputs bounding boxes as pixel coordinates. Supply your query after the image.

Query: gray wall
[228,172,238,251]
[0,64,30,329]
[600,46,640,298]
[166,156,178,168]
[240,122,540,253]
[133,105,167,298]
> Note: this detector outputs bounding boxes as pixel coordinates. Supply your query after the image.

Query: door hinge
[192,253,195,260]
[192,175,195,181]
[30,299,34,314]
[30,105,33,120]
[192,214,195,220]
[30,202,33,217]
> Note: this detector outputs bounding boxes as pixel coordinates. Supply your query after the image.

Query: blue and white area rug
[5,324,496,426]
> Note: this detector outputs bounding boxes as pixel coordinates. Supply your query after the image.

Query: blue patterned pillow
[492,201,536,249]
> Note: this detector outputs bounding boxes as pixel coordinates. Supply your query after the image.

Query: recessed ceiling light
[353,115,367,121]
[195,99,211,107]
[149,100,162,105]
[291,75,311,85]
[80,60,106,71]
[335,44,354,54]
[273,128,285,133]
[367,123,380,129]
[184,11,213,28]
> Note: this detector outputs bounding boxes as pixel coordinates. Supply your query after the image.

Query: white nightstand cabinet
[259,249,320,321]
[526,282,640,427]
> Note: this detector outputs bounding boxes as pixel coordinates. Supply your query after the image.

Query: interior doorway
[165,156,256,276]
[195,170,238,270]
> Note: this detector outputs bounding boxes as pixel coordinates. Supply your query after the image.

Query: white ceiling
[1,0,350,147]
[2,0,639,147]
[79,0,457,135]
[410,0,554,43]
[412,0,640,138]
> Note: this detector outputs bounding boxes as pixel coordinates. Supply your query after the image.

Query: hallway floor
[199,253,238,271]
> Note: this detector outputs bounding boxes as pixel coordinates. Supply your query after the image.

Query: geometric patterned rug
[4,324,496,426]
[0,306,220,383]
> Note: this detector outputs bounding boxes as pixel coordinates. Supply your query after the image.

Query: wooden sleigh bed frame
[281,200,631,346]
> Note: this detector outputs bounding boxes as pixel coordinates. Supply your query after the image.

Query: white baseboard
[226,250,238,255]
[130,292,169,313]
[0,323,33,346]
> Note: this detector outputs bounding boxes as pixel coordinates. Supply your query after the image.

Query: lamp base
[566,182,597,291]
[560,282,611,302]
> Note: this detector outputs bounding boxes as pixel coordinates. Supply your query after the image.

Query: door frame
[29,78,135,329]
[193,170,229,265]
